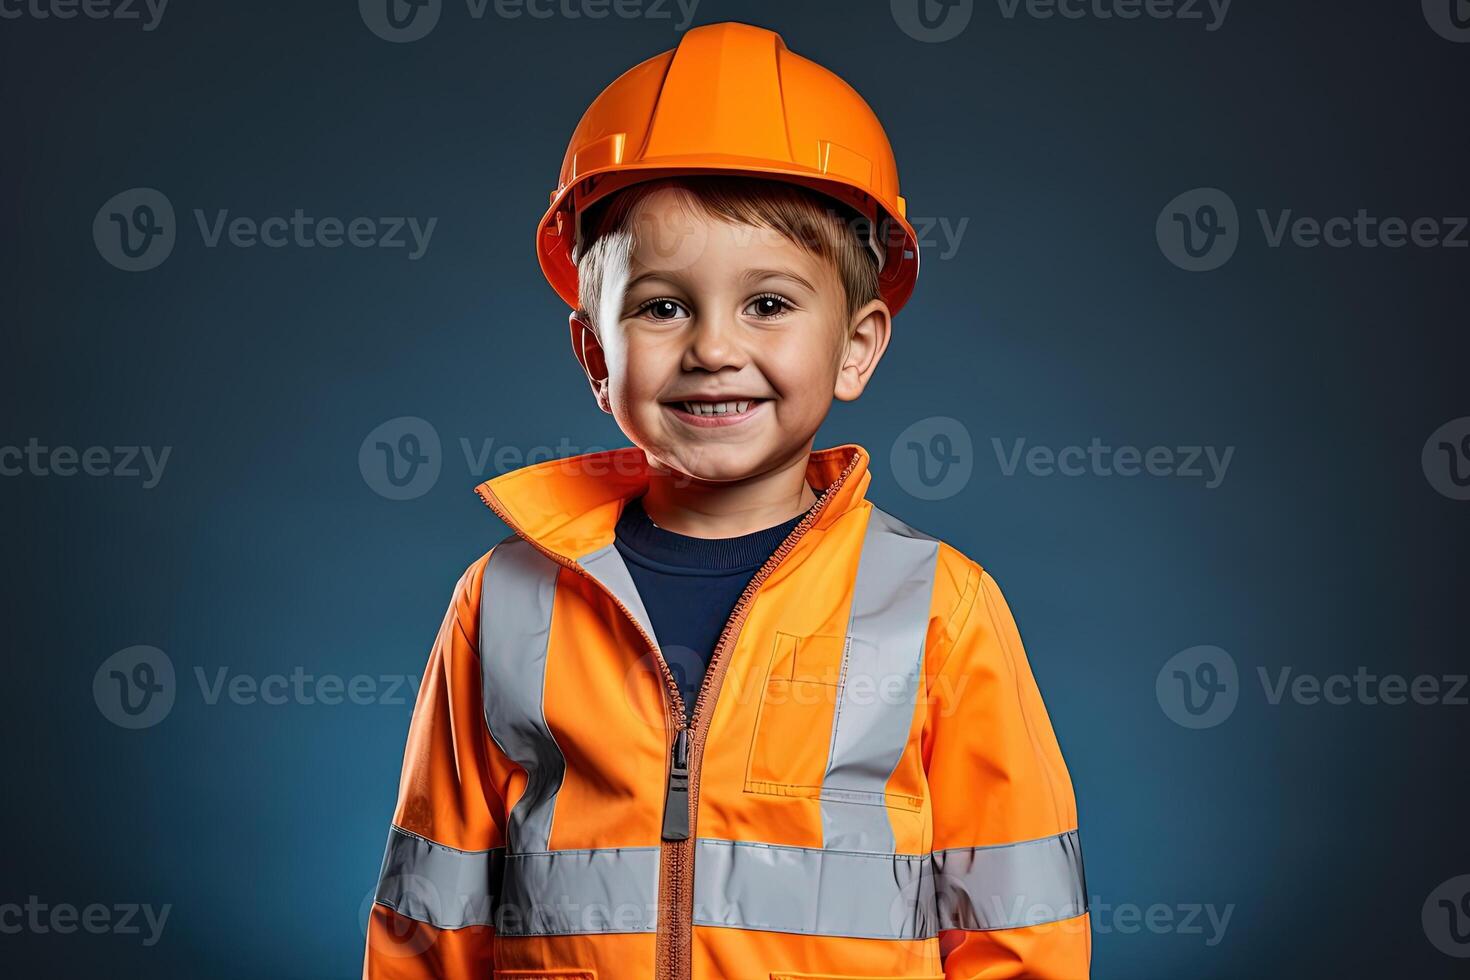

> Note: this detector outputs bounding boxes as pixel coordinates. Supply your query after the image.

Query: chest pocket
[744,629,925,814]
[745,630,848,794]
[743,506,942,850]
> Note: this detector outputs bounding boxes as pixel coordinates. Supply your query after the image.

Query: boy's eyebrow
[622,268,817,294]
[624,270,680,292]
[741,268,817,293]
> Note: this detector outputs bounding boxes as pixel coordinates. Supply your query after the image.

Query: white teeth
[681,400,756,416]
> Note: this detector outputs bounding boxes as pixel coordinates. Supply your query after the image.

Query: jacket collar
[474,443,872,564]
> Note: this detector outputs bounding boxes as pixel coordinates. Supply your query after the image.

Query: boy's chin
[643,442,783,487]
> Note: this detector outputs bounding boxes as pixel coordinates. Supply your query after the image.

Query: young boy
[365,21,1089,980]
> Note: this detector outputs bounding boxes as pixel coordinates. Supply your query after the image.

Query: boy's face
[570,188,891,485]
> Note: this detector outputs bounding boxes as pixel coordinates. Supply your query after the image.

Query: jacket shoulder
[444,542,506,653]
[863,500,987,627]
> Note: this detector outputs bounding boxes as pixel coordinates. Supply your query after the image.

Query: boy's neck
[638,446,820,539]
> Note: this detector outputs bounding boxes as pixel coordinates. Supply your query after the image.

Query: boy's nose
[681,313,748,373]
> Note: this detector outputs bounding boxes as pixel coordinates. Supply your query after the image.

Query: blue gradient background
[3,1,1466,977]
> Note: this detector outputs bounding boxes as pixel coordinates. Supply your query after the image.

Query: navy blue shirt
[614,493,814,722]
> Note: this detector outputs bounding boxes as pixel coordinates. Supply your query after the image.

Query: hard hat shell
[535,21,921,316]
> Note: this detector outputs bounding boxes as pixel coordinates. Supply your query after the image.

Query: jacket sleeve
[364,556,508,979]
[925,563,1091,979]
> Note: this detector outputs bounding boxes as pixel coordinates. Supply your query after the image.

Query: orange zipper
[658,450,861,980]
[476,451,862,980]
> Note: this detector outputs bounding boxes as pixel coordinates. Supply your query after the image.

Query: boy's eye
[746,293,793,318]
[634,294,793,321]
[636,298,688,321]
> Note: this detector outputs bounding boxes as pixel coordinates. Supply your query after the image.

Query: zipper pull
[661,727,690,841]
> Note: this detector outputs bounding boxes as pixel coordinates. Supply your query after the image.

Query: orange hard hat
[535,21,921,316]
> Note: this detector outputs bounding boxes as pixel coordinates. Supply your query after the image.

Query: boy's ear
[569,311,613,414]
[833,299,892,403]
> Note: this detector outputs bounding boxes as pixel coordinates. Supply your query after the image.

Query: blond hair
[574,175,880,334]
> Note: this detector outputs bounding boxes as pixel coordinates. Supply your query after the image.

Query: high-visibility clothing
[364,443,1091,979]
[535,21,923,317]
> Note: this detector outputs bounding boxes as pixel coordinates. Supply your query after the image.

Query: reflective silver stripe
[820,504,940,852]
[693,838,933,940]
[496,846,662,935]
[576,541,663,655]
[692,832,1087,939]
[393,832,1086,938]
[933,830,1088,932]
[374,826,505,930]
[481,533,566,853]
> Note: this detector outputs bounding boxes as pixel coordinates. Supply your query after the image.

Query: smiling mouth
[662,398,770,426]
[666,398,766,416]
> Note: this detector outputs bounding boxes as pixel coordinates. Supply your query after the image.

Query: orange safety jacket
[364,443,1091,980]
